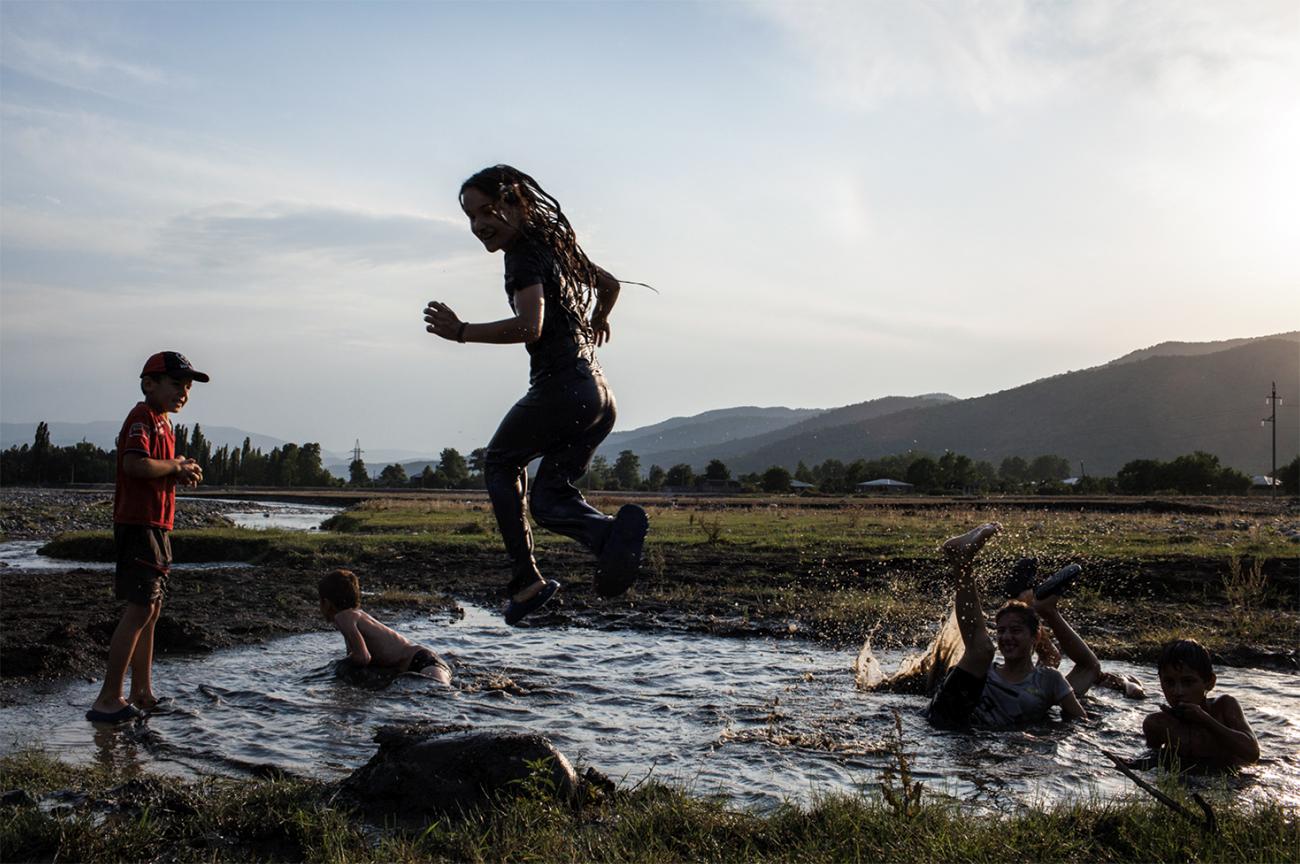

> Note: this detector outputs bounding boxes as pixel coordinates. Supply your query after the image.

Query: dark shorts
[408,647,450,676]
[114,524,171,606]
[926,666,986,730]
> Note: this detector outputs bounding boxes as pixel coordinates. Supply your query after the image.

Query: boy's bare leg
[942,523,1000,676]
[127,601,163,709]
[1034,594,1100,696]
[90,602,153,714]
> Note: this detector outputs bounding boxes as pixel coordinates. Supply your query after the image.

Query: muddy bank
[3,489,1295,707]
[0,558,461,705]
[0,488,238,539]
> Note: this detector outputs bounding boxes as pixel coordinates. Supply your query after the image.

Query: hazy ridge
[6,333,1295,478]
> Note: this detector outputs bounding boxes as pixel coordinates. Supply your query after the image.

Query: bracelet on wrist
[456,322,468,343]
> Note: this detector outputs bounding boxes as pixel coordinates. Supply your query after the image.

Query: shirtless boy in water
[318,569,451,685]
[1142,638,1258,767]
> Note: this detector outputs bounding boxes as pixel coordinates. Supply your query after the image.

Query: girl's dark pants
[485,365,616,595]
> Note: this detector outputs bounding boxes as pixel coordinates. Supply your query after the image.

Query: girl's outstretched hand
[591,265,619,347]
[590,311,612,346]
[424,301,462,341]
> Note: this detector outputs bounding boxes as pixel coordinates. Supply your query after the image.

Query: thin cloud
[0,24,173,96]
[159,204,465,269]
[748,0,1299,115]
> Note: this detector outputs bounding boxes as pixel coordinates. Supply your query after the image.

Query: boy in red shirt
[86,352,208,723]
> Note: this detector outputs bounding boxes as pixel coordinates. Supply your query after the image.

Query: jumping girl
[424,165,649,626]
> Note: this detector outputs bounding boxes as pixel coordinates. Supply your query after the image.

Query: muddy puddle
[2,604,1296,812]
[0,500,341,570]
[211,499,342,531]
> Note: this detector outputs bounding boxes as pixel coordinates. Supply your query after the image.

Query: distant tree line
[1115,451,1298,495]
[0,421,339,488]
[357,447,487,489]
[0,422,115,486]
[571,448,1300,496]
[5,421,1296,496]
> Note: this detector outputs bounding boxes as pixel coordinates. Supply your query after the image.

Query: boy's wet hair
[318,569,361,611]
[994,600,1040,634]
[1156,638,1214,680]
[460,165,598,335]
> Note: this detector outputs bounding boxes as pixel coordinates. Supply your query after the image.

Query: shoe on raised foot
[504,579,561,626]
[595,504,649,598]
[1003,557,1039,599]
[1035,563,1082,601]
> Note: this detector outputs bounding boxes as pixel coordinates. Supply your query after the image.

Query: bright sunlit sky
[3,1,1298,456]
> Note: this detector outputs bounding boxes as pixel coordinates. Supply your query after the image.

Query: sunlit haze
[3,1,1297,456]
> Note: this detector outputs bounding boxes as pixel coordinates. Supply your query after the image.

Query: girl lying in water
[856,527,1143,708]
[923,523,1087,729]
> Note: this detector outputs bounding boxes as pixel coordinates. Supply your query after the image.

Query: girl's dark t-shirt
[503,238,596,385]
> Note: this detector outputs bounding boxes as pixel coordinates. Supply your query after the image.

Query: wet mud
[2,490,1296,708]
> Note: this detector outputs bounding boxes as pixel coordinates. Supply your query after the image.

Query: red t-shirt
[114,402,176,529]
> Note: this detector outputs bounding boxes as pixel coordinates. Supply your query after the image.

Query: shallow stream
[2,605,1296,812]
[3,498,1296,812]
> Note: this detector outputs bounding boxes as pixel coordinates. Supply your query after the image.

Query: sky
[2,0,1298,457]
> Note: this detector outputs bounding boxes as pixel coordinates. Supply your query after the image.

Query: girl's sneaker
[1003,557,1039,598]
[596,505,649,597]
[1034,563,1082,600]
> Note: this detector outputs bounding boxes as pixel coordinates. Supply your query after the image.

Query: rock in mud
[340,723,581,823]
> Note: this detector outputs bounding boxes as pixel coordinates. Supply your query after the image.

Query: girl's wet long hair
[461,165,598,332]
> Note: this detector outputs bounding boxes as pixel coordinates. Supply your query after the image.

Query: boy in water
[318,569,451,685]
[1142,639,1258,766]
[87,352,208,723]
[926,523,1087,729]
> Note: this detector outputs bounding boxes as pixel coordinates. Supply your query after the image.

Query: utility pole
[352,439,364,464]
[1262,382,1282,498]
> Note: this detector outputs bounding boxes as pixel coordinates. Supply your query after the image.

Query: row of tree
[4,421,1297,495]
[0,422,338,488]
[356,447,485,489]
[574,450,1299,496]
[573,451,1076,495]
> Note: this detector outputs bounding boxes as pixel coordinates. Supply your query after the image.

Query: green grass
[40,501,1298,564]
[1,751,1294,863]
[323,500,1298,560]
[34,500,1298,657]
[39,527,500,565]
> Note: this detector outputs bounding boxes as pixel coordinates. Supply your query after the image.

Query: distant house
[856,478,914,494]
[1063,477,1081,486]
[790,480,815,491]
[700,478,743,494]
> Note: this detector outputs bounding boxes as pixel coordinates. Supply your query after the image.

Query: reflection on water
[204,499,342,531]
[1,605,1296,811]
[0,540,249,572]
[0,499,339,569]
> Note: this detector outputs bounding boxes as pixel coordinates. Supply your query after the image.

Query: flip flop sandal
[504,579,561,626]
[136,696,177,714]
[596,504,649,598]
[85,704,143,724]
[1035,563,1082,600]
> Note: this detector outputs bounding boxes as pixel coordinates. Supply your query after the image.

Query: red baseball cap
[140,351,210,383]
